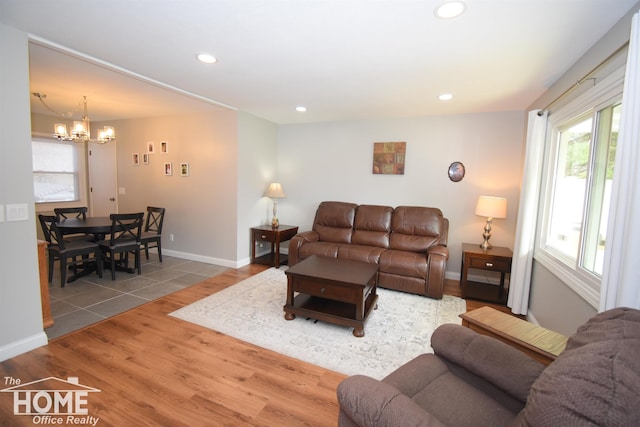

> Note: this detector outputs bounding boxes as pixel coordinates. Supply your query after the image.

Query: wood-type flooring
[0,264,509,426]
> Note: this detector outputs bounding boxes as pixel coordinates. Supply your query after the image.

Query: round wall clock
[448,161,465,182]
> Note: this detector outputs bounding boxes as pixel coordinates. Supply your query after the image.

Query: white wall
[277,111,525,277]
[0,24,48,361]
[237,111,279,263]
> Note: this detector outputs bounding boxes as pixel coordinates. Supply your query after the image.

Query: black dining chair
[141,207,166,262]
[53,207,93,241]
[98,213,144,280]
[54,207,88,221]
[38,214,103,287]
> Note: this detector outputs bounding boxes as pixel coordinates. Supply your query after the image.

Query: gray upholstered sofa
[288,201,449,299]
[337,307,640,426]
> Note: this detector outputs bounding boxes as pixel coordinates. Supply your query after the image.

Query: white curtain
[508,110,548,315]
[600,12,640,311]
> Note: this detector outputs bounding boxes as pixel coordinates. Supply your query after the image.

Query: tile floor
[45,253,229,340]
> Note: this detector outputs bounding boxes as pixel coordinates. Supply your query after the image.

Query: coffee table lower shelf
[284,293,378,337]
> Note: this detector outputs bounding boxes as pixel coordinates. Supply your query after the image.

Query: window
[32,139,79,203]
[537,68,623,307]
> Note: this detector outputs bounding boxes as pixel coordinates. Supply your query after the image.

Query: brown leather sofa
[288,201,449,299]
[337,307,640,427]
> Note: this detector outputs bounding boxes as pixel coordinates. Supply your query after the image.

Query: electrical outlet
[170,234,174,242]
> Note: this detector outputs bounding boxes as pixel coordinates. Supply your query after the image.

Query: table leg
[284,276,296,320]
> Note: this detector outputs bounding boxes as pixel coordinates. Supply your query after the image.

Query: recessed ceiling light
[438,93,454,101]
[196,53,217,64]
[296,106,307,112]
[435,1,466,19]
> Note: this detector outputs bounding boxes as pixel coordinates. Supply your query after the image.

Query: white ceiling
[1,0,638,124]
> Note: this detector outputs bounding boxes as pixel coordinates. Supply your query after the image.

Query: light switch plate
[6,204,28,221]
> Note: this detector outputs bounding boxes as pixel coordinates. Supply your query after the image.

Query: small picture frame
[180,162,190,177]
[132,153,140,166]
[147,141,155,154]
[164,162,173,176]
[448,161,465,182]
[160,141,169,154]
[142,153,149,165]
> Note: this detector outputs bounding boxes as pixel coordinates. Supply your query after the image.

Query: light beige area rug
[170,267,466,379]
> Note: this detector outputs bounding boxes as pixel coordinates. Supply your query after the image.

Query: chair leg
[157,240,162,262]
[110,251,116,281]
[60,258,67,288]
[48,252,55,284]
[96,250,103,279]
[144,243,150,260]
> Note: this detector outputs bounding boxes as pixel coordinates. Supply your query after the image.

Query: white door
[88,142,118,217]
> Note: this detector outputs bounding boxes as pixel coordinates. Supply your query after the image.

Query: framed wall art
[132,153,140,166]
[180,162,190,177]
[372,142,406,175]
[143,153,149,165]
[160,141,169,154]
[147,141,155,154]
[164,162,173,176]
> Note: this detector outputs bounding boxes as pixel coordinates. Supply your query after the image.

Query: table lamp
[264,182,286,228]
[475,195,507,250]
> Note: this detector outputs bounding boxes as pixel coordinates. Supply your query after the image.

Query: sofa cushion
[379,249,427,279]
[298,241,341,260]
[390,207,444,251]
[383,354,521,427]
[312,201,357,243]
[338,244,386,264]
[520,307,640,426]
[352,204,392,248]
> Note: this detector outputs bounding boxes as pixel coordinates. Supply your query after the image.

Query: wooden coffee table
[284,255,379,337]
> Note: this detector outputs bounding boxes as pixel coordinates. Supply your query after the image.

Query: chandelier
[33,93,116,143]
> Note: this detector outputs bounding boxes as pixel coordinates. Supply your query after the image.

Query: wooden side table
[251,225,298,268]
[460,242,512,304]
[460,306,568,365]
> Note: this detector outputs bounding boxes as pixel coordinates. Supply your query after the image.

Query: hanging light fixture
[34,93,116,143]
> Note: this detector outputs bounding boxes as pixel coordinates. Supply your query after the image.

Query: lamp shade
[475,196,507,219]
[264,182,286,198]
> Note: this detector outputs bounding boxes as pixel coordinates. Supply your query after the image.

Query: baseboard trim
[161,249,247,269]
[0,331,48,362]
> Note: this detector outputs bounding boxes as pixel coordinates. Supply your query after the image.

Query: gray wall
[0,24,48,361]
[277,112,526,278]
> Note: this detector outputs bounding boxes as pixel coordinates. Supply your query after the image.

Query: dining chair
[38,214,103,287]
[141,207,166,262]
[54,207,88,221]
[53,207,93,241]
[98,213,144,280]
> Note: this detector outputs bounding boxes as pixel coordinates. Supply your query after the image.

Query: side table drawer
[468,257,510,272]
[253,229,276,243]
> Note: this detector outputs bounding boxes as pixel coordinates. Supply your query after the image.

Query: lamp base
[271,217,279,228]
[479,218,493,250]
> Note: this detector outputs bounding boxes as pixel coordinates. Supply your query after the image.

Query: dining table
[55,216,137,281]
[56,216,113,240]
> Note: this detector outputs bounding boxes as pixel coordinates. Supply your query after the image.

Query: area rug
[170,267,466,379]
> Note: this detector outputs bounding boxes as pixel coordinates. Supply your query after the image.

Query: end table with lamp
[251,224,298,267]
[461,195,511,304]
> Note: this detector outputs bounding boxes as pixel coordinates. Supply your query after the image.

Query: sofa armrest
[431,324,545,403]
[288,230,319,266]
[337,375,446,427]
[424,245,448,299]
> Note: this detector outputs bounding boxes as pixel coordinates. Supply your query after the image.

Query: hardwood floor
[0,266,510,426]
